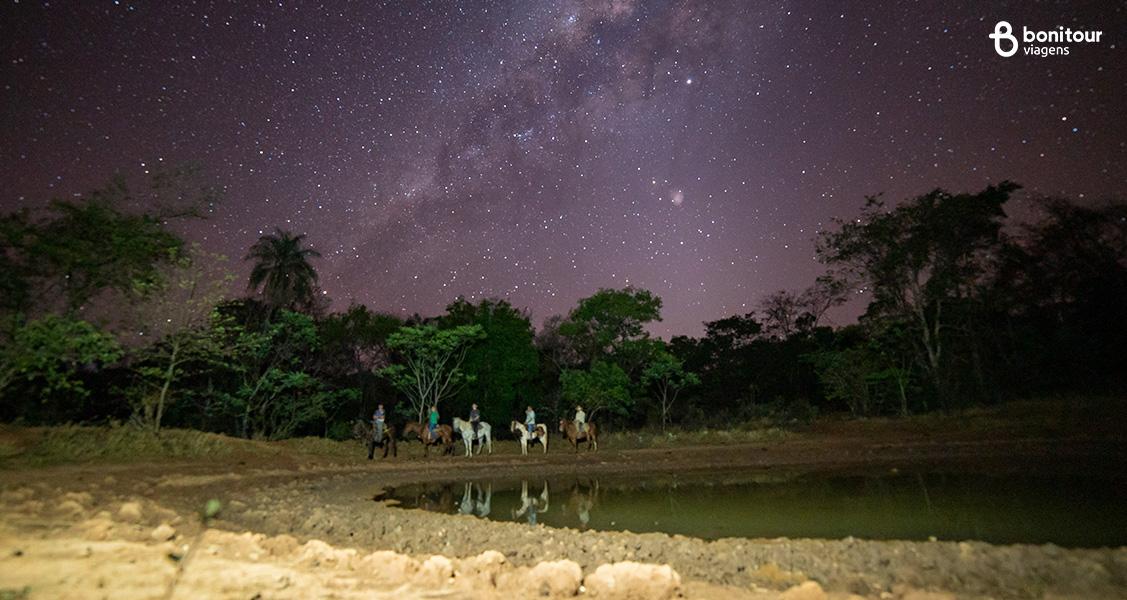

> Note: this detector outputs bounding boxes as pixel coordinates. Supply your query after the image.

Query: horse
[452,417,493,457]
[559,419,598,453]
[511,420,548,455]
[401,421,455,456]
[353,419,397,459]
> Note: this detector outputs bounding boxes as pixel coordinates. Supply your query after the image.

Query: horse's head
[558,419,566,432]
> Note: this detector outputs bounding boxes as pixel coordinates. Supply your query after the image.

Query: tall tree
[0,178,187,319]
[377,324,486,422]
[0,315,123,422]
[559,287,662,363]
[560,360,633,422]
[127,246,234,432]
[441,298,539,425]
[244,229,321,311]
[641,349,700,430]
[817,182,1018,406]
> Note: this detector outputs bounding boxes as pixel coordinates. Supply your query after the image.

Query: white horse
[511,420,548,455]
[452,417,492,457]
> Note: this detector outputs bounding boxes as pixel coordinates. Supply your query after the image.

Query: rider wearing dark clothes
[469,403,481,435]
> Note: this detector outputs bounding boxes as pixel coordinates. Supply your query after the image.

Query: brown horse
[352,420,397,459]
[559,419,598,453]
[402,421,455,456]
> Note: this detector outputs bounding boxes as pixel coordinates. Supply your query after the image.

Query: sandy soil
[1,425,1125,599]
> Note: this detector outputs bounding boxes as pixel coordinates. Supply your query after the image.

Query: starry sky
[3,1,1125,336]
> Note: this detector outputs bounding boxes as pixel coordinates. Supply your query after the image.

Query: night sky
[3,1,1125,336]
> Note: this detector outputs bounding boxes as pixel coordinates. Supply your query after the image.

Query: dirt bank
[2,422,1126,599]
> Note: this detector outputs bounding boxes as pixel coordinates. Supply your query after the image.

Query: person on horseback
[469,403,481,435]
[372,403,386,444]
[427,404,439,443]
[525,406,536,436]
[575,405,586,434]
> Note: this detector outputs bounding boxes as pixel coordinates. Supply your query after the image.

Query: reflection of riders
[459,482,493,518]
[512,480,549,525]
[525,406,536,436]
[575,405,586,434]
[469,403,481,435]
[372,404,386,443]
[428,405,439,442]
[571,480,598,530]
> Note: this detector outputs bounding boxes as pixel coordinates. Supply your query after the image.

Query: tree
[440,298,539,425]
[0,178,187,318]
[560,361,633,422]
[244,229,321,311]
[818,182,1018,407]
[759,290,803,339]
[377,324,486,422]
[559,287,662,363]
[641,350,700,430]
[215,310,344,439]
[0,316,123,418]
[127,247,234,432]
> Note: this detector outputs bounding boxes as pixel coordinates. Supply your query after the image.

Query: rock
[80,517,115,541]
[297,539,356,567]
[55,499,85,517]
[527,559,582,596]
[583,562,681,600]
[357,550,418,584]
[117,501,143,522]
[779,581,827,600]
[150,523,176,542]
[458,550,507,582]
[260,534,300,556]
[416,554,454,585]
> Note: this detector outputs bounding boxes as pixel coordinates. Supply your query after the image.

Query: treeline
[1,174,1124,439]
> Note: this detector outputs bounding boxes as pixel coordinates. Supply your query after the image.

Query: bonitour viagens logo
[990,20,1104,57]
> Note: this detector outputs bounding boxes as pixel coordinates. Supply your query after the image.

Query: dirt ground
[1,419,1126,599]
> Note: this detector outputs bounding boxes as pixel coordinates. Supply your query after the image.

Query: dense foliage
[2,176,1124,437]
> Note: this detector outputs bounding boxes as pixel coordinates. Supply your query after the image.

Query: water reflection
[382,469,1127,547]
[512,480,550,524]
[458,482,492,518]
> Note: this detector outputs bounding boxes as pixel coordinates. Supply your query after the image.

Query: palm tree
[244,228,321,310]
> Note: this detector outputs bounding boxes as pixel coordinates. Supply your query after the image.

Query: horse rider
[427,404,439,443]
[525,405,536,436]
[469,403,481,436]
[575,405,586,434]
[372,403,386,443]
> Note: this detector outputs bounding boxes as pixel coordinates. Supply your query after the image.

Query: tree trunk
[154,340,180,434]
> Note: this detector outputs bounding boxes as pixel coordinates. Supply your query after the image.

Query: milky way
[4,1,1125,336]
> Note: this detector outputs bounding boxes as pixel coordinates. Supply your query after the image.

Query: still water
[383,469,1127,548]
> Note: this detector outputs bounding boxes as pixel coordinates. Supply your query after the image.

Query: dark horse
[559,419,598,453]
[353,420,397,459]
[402,421,455,456]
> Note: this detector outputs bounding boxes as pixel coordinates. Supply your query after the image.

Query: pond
[382,469,1127,548]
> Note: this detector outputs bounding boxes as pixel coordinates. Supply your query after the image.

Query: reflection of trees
[413,484,456,513]
[512,480,550,525]
[566,479,600,530]
[459,482,492,518]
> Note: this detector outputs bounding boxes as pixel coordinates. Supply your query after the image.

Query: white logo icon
[990,21,1019,57]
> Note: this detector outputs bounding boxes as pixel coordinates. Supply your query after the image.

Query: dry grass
[0,423,252,467]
